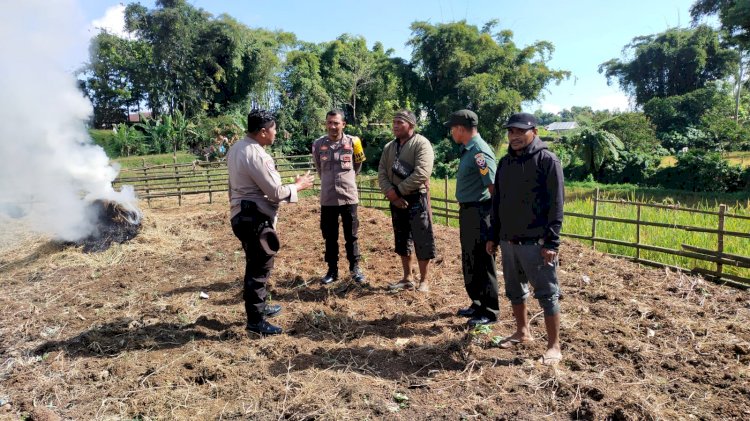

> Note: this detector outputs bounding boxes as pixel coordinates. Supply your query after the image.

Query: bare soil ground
[0,195,749,420]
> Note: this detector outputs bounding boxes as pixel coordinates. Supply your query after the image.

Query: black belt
[508,238,543,246]
[459,200,491,209]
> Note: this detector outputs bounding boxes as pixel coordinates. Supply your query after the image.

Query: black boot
[321,267,338,285]
[246,319,282,335]
[350,264,365,283]
[264,304,282,318]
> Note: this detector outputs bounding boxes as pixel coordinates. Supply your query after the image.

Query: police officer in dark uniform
[227,109,314,335]
[446,109,499,327]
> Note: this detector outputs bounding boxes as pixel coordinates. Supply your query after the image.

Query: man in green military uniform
[446,109,499,327]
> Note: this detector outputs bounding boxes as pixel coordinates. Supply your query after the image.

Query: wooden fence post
[207,166,212,204]
[591,188,599,249]
[717,204,726,278]
[444,175,449,226]
[143,166,151,208]
[175,163,182,206]
[636,203,642,260]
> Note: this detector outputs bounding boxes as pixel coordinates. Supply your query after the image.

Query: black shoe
[246,320,282,335]
[263,304,282,318]
[321,270,338,285]
[467,316,496,327]
[350,266,365,283]
[457,307,478,318]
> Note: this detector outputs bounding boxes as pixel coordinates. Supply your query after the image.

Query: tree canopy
[599,25,737,106]
[408,20,569,144]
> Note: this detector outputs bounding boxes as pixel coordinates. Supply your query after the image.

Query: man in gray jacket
[378,110,436,292]
[486,112,564,365]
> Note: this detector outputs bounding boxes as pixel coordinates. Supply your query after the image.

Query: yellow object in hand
[352,136,366,163]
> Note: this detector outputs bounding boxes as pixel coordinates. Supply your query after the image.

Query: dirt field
[1,195,749,420]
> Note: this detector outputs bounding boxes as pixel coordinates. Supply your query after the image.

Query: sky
[75,0,705,114]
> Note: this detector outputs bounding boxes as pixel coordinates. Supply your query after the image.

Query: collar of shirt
[245,135,261,146]
[325,133,346,146]
[461,135,480,153]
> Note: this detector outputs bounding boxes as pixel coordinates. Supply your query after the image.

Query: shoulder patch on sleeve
[352,136,366,163]
[475,153,489,176]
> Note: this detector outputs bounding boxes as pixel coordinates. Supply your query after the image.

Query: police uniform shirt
[312,134,364,206]
[455,134,496,203]
[227,136,298,220]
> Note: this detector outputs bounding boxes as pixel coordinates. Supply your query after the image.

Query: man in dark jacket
[486,112,564,365]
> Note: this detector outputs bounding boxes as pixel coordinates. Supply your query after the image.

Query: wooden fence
[113,156,750,288]
[113,154,315,206]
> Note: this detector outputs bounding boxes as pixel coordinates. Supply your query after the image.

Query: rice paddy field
[416,178,750,285]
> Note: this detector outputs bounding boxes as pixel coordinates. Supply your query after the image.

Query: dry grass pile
[0,195,748,420]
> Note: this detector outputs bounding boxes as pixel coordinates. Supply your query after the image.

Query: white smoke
[0,0,140,242]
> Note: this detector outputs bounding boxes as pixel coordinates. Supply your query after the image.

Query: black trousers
[320,204,360,271]
[231,215,275,324]
[459,201,499,320]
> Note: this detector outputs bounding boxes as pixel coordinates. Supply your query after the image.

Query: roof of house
[546,121,578,131]
[128,112,152,122]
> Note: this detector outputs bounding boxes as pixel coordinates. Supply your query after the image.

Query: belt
[459,200,491,209]
[508,238,543,246]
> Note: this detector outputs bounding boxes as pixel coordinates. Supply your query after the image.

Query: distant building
[546,121,578,134]
[128,112,152,123]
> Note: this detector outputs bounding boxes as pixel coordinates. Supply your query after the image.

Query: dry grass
[0,195,748,420]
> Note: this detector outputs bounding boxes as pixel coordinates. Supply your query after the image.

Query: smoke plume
[0,0,140,243]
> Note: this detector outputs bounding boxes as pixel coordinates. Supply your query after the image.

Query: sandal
[388,280,415,291]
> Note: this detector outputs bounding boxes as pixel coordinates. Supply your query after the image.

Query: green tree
[599,25,737,106]
[643,84,733,135]
[79,31,152,128]
[598,112,660,153]
[407,20,569,144]
[276,49,331,151]
[125,0,211,116]
[571,128,625,180]
[691,0,750,121]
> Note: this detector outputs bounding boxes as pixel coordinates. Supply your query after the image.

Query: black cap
[444,109,478,128]
[503,112,538,129]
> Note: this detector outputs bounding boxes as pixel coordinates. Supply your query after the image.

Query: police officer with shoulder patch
[227,109,314,335]
[447,109,499,327]
[312,110,366,285]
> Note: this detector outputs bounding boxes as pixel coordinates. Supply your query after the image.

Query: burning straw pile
[73,200,142,252]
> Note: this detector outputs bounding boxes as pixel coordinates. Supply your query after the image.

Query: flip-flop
[496,337,522,349]
[538,355,562,366]
[388,280,415,291]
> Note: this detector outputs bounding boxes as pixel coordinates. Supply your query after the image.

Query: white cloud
[89,4,127,37]
[539,103,562,114]
[592,92,631,112]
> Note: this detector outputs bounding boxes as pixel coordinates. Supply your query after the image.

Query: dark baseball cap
[504,112,538,129]
[444,109,478,128]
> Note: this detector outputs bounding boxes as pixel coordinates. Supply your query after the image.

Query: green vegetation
[114,152,196,169]
[357,176,750,279]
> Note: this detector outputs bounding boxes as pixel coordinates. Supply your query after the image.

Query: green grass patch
[661,152,750,168]
[725,151,750,168]
[114,152,197,169]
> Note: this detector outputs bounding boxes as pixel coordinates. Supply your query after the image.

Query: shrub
[599,150,660,185]
[432,138,461,178]
[650,151,745,192]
